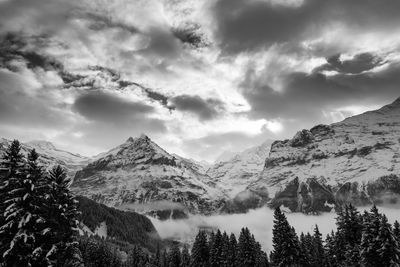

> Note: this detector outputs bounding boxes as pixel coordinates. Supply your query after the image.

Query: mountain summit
[72,134,226,218]
[246,97,400,213]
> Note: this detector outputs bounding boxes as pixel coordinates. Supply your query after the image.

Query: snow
[94,221,107,239]
[250,97,400,199]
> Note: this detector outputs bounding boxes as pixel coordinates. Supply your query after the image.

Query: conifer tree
[311,225,325,267]
[360,206,382,267]
[227,233,237,267]
[270,207,301,266]
[220,231,230,267]
[46,165,82,266]
[377,215,400,266]
[394,220,400,243]
[181,245,190,267]
[190,230,209,267]
[168,243,181,267]
[210,229,223,267]
[0,147,50,266]
[324,232,337,267]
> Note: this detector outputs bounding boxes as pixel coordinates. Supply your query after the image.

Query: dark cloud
[83,12,139,34]
[212,0,400,54]
[242,61,400,132]
[73,90,155,123]
[314,53,385,74]
[172,23,209,48]
[169,95,225,121]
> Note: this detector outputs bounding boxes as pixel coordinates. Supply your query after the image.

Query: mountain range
[1,97,400,216]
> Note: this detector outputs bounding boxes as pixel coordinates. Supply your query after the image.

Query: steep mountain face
[207,141,272,197]
[247,97,400,213]
[72,135,226,218]
[0,138,89,175]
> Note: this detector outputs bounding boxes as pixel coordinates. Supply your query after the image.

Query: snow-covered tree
[0,146,49,266]
[46,165,82,266]
[377,215,400,266]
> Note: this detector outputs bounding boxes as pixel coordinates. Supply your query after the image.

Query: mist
[150,205,400,252]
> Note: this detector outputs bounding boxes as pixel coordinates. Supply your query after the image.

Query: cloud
[211,0,400,55]
[151,205,400,252]
[241,58,400,133]
[314,53,385,74]
[73,90,155,123]
[169,95,225,121]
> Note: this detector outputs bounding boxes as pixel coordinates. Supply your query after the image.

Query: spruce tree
[227,233,237,267]
[0,147,50,266]
[220,231,230,267]
[46,165,82,266]
[210,229,223,267]
[311,225,325,267]
[237,227,258,267]
[394,220,400,243]
[360,206,382,267]
[168,243,181,267]
[181,245,190,267]
[190,230,209,267]
[377,215,400,266]
[270,207,301,266]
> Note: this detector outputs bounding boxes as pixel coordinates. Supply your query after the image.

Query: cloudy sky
[1,0,400,162]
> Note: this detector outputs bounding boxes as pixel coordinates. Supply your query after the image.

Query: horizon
[1,96,398,163]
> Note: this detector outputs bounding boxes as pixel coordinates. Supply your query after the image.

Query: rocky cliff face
[247,97,400,213]
[72,135,227,218]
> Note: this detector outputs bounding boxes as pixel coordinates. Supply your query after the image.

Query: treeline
[271,205,400,266]
[76,196,160,252]
[77,227,269,267]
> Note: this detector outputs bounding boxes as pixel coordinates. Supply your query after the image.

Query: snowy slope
[207,140,273,197]
[247,97,400,213]
[72,135,227,218]
[0,138,89,175]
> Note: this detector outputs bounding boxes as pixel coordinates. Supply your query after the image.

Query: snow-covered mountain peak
[72,136,227,217]
[26,140,56,151]
[246,97,400,213]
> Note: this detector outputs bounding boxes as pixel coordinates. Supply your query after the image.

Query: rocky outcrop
[72,135,227,218]
[247,97,400,213]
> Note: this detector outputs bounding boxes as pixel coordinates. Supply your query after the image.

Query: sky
[1,0,400,162]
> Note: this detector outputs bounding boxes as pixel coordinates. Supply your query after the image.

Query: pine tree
[46,165,82,266]
[394,220,400,243]
[360,206,382,267]
[324,232,337,267]
[227,233,237,267]
[334,204,363,265]
[168,243,181,267]
[377,215,400,266]
[190,230,209,267]
[270,207,301,266]
[0,147,50,266]
[220,231,230,267]
[311,225,325,267]
[236,227,259,267]
[0,140,25,266]
[181,245,190,267]
[210,229,223,267]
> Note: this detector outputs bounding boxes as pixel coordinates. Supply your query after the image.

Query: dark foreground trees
[0,140,83,267]
[270,205,400,267]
